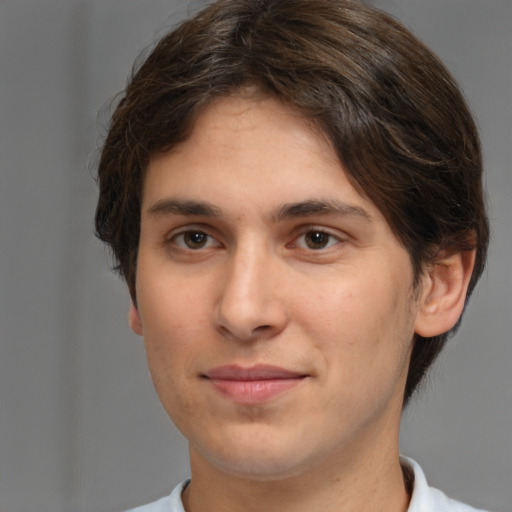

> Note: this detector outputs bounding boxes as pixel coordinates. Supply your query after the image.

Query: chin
[190,426,327,481]
[209,452,309,481]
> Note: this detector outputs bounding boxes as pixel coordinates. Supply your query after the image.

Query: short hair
[95,0,489,404]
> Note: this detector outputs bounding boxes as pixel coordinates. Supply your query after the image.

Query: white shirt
[125,457,489,512]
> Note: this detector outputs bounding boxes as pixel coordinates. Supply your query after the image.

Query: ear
[415,249,476,338]
[129,300,144,336]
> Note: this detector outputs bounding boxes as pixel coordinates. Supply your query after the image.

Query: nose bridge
[215,238,287,341]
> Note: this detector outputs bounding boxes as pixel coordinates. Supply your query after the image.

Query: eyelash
[166,227,344,253]
[290,228,342,251]
[169,229,221,250]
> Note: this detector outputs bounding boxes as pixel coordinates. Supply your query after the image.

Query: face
[131,95,425,480]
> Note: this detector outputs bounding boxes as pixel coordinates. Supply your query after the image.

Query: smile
[203,365,308,404]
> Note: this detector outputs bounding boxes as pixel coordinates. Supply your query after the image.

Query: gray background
[0,1,510,511]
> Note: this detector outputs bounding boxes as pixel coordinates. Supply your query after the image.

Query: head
[95,0,488,405]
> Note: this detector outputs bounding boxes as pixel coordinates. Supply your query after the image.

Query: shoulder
[403,457,490,512]
[123,480,188,512]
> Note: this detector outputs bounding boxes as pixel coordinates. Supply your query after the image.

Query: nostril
[255,325,272,331]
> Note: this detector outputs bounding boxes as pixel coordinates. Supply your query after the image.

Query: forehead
[176,94,337,171]
[147,96,352,194]
[142,94,388,231]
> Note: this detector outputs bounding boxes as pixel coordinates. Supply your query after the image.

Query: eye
[294,229,341,250]
[171,230,220,250]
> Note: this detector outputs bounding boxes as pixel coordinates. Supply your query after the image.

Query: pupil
[307,231,328,248]
[186,232,206,247]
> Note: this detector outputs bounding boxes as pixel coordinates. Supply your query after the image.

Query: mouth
[202,364,308,404]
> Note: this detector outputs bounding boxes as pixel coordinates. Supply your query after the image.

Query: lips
[203,365,307,404]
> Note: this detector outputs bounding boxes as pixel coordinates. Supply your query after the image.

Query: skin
[129,94,474,512]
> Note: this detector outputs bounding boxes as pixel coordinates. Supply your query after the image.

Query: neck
[182,434,410,512]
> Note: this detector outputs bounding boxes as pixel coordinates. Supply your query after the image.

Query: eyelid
[288,225,346,250]
[164,222,215,239]
[162,223,347,250]
[165,224,223,249]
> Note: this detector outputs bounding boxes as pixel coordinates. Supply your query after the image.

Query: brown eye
[184,231,207,248]
[172,230,219,250]
[304,230,332,249]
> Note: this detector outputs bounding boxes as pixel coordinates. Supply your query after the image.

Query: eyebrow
[146,197,371,223]
[272,199,371,222]
[147,198,222,217]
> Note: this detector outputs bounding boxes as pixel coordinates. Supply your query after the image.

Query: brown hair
[95,0,489,404]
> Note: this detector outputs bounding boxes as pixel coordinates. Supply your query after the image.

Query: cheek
[137,279,212,395]
[141,296,209,374]
[296,273,392,343]
[296,271,415,384]
[138,267,213,339]
[141,311,209,435]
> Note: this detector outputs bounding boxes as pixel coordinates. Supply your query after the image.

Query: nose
[214,245,289,342]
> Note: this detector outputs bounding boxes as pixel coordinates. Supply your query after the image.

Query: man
[95,1,490,511]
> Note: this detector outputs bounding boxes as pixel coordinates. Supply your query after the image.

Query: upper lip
[204,364,307,381]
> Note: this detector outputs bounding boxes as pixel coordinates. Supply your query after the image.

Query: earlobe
[414,249,476,338]
[129,300,144,336]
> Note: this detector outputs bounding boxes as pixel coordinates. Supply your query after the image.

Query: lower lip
[208,378,304,404]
